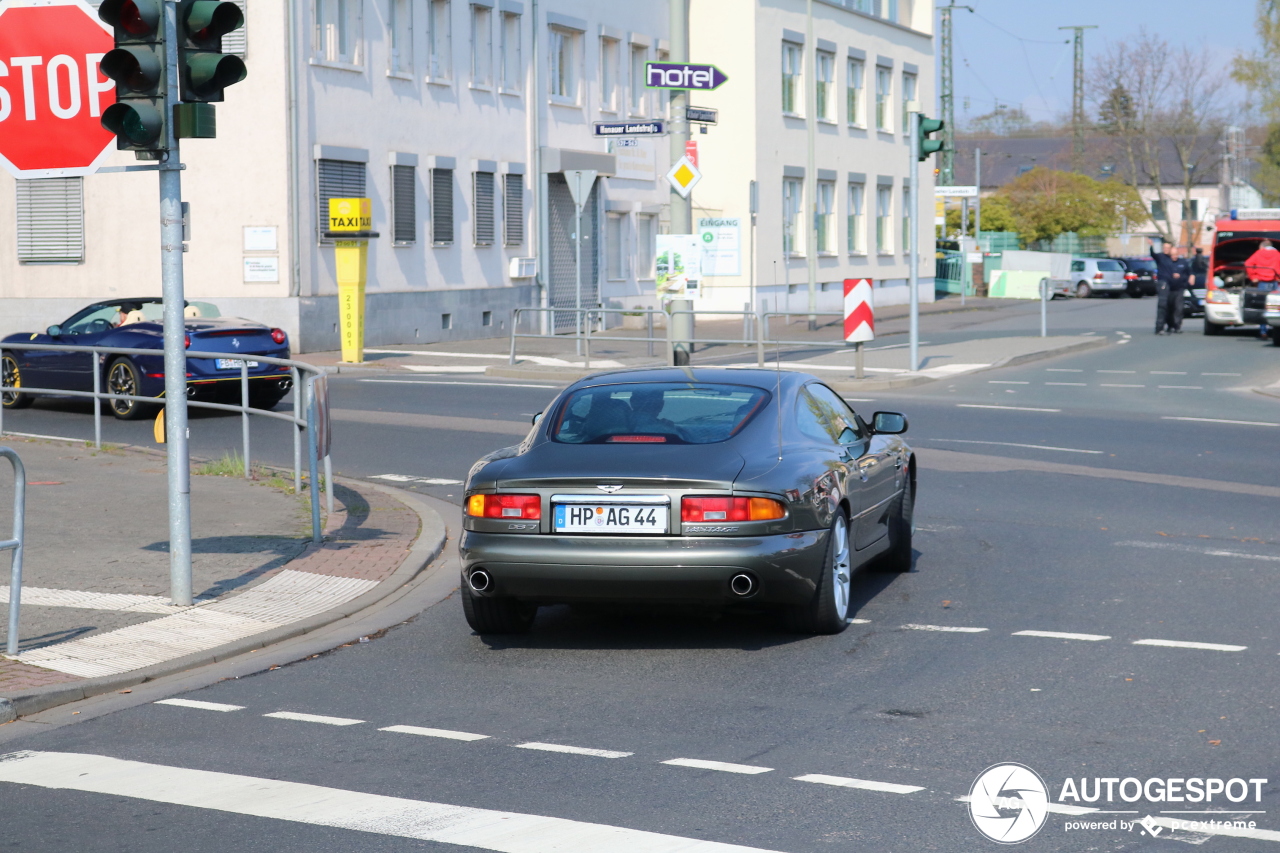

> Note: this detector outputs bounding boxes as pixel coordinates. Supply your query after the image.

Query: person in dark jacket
[1151,240,1186,334]
[1190,247,1209,288]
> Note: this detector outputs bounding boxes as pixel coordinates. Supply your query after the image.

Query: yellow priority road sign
[665,156,702,199]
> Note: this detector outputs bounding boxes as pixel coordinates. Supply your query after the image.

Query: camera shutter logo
[968,763,1050,844]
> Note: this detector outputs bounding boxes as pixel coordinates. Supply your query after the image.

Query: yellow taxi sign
[328,197,372,232]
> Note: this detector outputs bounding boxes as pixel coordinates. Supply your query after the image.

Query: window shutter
[473,171,495,246]
[316,158,366,243]
[431,168,454,244]
[503,174,524,246]
[17,178,85,264]
[391,165,416,244]
[221,0,248,57]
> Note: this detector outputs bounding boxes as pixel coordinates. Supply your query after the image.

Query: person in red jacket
[1245,239,1280,336]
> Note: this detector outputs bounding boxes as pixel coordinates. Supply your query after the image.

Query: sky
[949,0,1260,129]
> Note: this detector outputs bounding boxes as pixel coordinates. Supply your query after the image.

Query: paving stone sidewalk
[0,437,417,693]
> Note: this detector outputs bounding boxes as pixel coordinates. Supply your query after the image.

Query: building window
[503,174,524,245]
[316,0,362,64]
[471,4,492,86]
[636,213,656,278]
[815,51,834,122]
[428,0,451,80]
[431,167,454,244]
[441,313,453,329]
[816,181,835,254]
[316,158,366,244]
[482,310,493,326]
[473,171,495,246]
[876,185,891,253]
[1182,199,1202,221]
[16,178,84,264]
[781,42,802,115]
[847,58,863,126]
[875,65,891,130]
[549,26,579,104]
[388,0,412,74]
[901,72,917,134]
[847,183,865,254]
[901,186,910,253]
[499,11,521,92]
[390,165,416,245]
[600,36,619,111]
[783,177,804,256]
[629,44,647,115]
[605,212,627,280]
[1151,199,1167,221]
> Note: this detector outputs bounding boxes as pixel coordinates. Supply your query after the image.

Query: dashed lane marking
[1202,372,1242,376]
[1100,383,1145,388]
[1013,630,1111,642]
[922,438,1102,454]
[794,774,924,794]
[1046,368,1083,372]
[1163,416,1280,427]
[1116,540,1280,562]
[379,725,489,741]
[370,474,464,485]
[956,404,1061,412]
[1151,371,1188,375]
[901,624,989,633]
[661,758,774,775]
[515,742,634,759]
[263,711,365,726]
[1097,370,1136,374]
[154,698,244,712]
[1045,382,1087,386]
[1133,639,1248,652]
[987,380,1030,385]
[0,751,787,853]
[1158,385,1203,390]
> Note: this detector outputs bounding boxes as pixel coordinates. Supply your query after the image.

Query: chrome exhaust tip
[729,573,757,597]
[468,569,492,593]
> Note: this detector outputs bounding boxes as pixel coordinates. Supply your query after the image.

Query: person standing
[1190,247,1209,287]
[1151,240,1186,334]
[1244,238,1280,337]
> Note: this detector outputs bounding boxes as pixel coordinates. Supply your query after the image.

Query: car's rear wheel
[1204,319,1224,336]
[461,583,537,634]
[1128,284,1143,298]
[873,475,915,573]
[106,357,153,421]
[1,352,33,410]
[783,510,851,635]
[1076,282,1092,298]
[1270,329,1280,347]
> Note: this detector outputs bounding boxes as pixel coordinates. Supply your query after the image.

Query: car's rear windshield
[552,382,769,445]
[1123,258,1156,271]
[1096,260,1124,271]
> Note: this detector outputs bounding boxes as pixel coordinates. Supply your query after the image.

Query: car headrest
[122,310,146,325]
[184,305,202,318]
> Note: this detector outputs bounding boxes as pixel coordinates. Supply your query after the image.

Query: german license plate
[216,358,259,369]
[554,503,667,534]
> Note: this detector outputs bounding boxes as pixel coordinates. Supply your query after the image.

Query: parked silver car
[1071,258,1128,298]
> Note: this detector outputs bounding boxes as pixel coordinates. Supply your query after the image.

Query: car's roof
[568,366,813,392]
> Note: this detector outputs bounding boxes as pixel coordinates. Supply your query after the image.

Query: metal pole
[583,309,592,369]
[160,0,192,607]
[909,111,921,372]
[91,349,102,449]
[240,362,250,478]
[574,202,583,357]
[306,384,321,544]
[2,448,26,657]
[646,311,654,358]
[668,0,694,364]
[508,309,519,365]
[291,367,301,494]
[1041,278,1049,337]
[756,308,766,367]
[974,147,982,239]
[323,454,334,516]
[666,307,677,367]
[805,0,817,331]
[856,340,864,380]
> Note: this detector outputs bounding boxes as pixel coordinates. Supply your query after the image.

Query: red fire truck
[1205,209,1280,343]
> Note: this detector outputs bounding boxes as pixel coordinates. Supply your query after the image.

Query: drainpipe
[805,0,817,330]
[285,0,301,302]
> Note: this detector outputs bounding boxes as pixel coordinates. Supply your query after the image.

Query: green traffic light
[916,115,945,162]
[102,102,163,145]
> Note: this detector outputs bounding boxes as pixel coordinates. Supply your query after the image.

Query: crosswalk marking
[0,751,785,853]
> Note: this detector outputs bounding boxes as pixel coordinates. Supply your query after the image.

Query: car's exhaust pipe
[468,569,492,593]
[729,573,757,597]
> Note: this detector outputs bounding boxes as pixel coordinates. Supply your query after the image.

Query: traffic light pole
[160,0,192,606]
[908,111,920,373]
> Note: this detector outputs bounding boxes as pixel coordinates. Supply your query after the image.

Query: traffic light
[177,1,247,104]
[98,0,167,152]
[917,115,945,162]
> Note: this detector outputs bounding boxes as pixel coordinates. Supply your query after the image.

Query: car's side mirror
[532,411,543,425]
[871,411,908,435]
[46,324,62,337]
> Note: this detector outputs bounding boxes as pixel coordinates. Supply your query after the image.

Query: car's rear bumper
[459,529,832,606]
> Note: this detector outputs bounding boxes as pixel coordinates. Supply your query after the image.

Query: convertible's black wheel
[782,510,852,635]
[1,352,33,410]
[461,583,537,634]
[106,358,153,420]
[873,474,915,573]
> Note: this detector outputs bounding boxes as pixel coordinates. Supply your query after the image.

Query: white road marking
[1100,383,1145,388]
[0,586,210,613]
[1158,385,1203,390]
[370,474,463,485]
[263,711,366,726]
[847,618,872,624]
[1013,630,1111,642]
[661,758,774,775]
[0,751,785,853]
[956,404,1061,412]
[1046,368,1083,372]
[1151,371,1188,375]
[379,725,489,741]
[794,774,924,794]
[516,742,633,759]
[0,431,85,442]
[1163,416,1280,427]
[901,624,988,633]
[956,795,1099,816]
[1146,816,1280,843]
[1201,372,1242,376]
[1045,382,1087,386]
[364,349,506,359]
[401,365,490,373]
[154,698,244,712]
[1133,639,1247,652]
[358,379,559,388]
[987,380,1029,385]
[1097,370,1136,374]
[923,439,1102,454]
[1116,540,1280,563]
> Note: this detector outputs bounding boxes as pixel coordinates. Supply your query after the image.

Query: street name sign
[935,185,978,197]
[593,120,666,137]
[0,0,116,179]
[646,62,728,91]
[686,106,718,124]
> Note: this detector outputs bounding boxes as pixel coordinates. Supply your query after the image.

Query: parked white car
[1070,258,1129,298]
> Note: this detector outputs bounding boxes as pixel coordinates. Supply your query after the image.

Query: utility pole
[668,0,694,363]
[805,0,817,330]
[1059,26,1097,165]
[938,1,971,185]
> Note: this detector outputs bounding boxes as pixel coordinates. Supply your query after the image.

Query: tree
[945,195,1017,236]
[992,167,1146,245]
[1096,85,1136,136]
[1234,3,1280,201]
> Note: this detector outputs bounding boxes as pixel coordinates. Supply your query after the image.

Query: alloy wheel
[108,361,137,416]
[830,518,852,617]
[1,355,19,406]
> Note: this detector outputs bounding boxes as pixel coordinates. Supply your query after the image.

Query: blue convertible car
[2,298,292,420]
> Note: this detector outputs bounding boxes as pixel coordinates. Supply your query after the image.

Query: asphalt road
[2,295,1279,851]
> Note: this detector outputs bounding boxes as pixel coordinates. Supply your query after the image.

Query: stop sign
[0,0,116,179]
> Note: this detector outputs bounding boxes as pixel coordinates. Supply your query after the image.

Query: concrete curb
[0,479,447,720]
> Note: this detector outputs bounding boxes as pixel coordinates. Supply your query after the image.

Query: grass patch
[193,452,249,478]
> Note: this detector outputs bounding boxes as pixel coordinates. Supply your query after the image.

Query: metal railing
[508,307,861,370]
[0,342,334,541]
[0,447,25,656]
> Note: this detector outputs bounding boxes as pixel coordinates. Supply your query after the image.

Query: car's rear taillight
[1124,272,1137,281]
[1093,272,1105,280]
[184,334,191,348]
[681,496,786,523]
[271,328,287,345]
[466,494,541,519]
